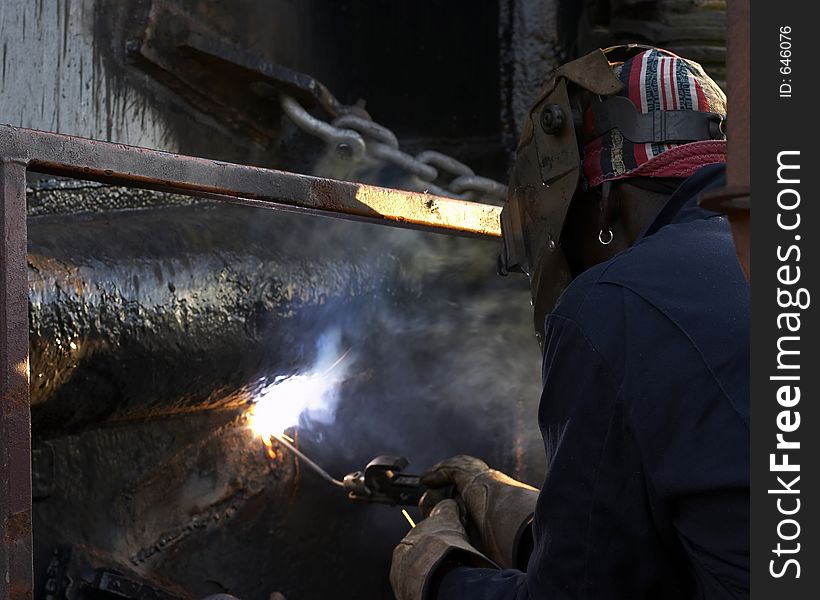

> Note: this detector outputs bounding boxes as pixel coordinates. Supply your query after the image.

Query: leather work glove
[421,455,539,569]
[390,499,497,600]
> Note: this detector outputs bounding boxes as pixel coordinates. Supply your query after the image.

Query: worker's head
[499,45,726,340]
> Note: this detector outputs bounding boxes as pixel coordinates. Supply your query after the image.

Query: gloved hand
[390,499,497,600]
[421,455,539,569]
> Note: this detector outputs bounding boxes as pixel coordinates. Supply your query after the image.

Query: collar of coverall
[636,163,726,243]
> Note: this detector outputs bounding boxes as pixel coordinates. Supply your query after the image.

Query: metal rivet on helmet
[540,104,564,134]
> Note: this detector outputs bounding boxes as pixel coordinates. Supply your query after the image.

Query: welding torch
[272,436,451,507]
[343,455,430,506]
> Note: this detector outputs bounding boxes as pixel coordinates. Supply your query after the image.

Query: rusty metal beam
[0,126,503,239]
[726,0,750,192]
[725,0,750,280]
[699,0,750,279]
[1,157,32,600]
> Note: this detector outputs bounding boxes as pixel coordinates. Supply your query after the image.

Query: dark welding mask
[499,45,726,343]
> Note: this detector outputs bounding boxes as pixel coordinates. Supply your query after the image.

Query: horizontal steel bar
[0,125,502,239]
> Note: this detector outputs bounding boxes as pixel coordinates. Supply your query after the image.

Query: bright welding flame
[249,373,334,438]
[248,329,351,440]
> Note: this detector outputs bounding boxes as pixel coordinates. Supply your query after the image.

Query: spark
[402,509,417,529]
[261,435,277,460]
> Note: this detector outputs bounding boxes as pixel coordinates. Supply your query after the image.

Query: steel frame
[0,125,502,599]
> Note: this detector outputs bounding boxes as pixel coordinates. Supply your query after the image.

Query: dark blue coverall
[438,165,750,599]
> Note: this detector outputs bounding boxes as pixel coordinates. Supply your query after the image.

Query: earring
[597,181,614,246]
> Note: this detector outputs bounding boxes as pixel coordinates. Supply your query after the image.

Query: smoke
[233,149,548,488]
[254,221,544,477]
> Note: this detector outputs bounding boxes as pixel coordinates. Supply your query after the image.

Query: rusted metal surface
[27,198,405,433]
[699,0,750,279]
[131,0,365,146]
[0,126,502,239]
[725,0,750,279]
[1,158,33,600]
[725,0,750,192]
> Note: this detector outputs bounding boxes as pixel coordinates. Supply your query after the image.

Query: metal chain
[280,95,367,162]
[280,94,507,203]
[449,175,508,199]
[332,114,399,149]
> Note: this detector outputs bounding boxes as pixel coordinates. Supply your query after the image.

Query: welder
[390,46,749,599]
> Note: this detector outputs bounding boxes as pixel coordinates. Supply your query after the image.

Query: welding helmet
[499,45,727,342]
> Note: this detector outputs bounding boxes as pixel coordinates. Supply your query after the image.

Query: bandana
[582,48,727,189]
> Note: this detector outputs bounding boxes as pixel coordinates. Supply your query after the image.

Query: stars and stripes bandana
[581,48,727,189]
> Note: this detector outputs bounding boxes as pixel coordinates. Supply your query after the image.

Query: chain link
[449,175,508,199]
[416,150,475,178]
[369,142,438,181]
[332,115,399,148]
[281,94,507,203]
[280,95,367,161]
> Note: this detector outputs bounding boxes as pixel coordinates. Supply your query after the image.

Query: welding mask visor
[499,49,623,341]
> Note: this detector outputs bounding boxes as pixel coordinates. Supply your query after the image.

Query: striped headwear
[581,48,727,189]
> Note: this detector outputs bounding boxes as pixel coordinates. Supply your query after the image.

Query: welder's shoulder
[559,215,744,313]
[550,259,621,323]
[546,259,631,372]
[598,214,747,314]
[549,214,748,362]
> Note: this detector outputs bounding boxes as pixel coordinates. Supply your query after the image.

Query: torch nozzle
[272,434,345,488]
